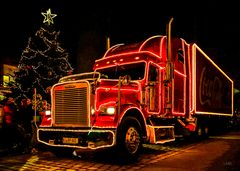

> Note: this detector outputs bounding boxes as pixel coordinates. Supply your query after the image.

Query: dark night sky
[0,0,239,88]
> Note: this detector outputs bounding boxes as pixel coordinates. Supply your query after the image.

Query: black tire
[116,116,142,162]
[193,121,209,140]
[202,125,209,138]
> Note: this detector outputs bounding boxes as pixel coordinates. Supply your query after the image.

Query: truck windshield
[96,62,146,80]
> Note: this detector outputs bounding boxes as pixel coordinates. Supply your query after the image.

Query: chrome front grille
[53,82,90,127]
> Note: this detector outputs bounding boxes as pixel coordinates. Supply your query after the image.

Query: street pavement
[0,128,240,170]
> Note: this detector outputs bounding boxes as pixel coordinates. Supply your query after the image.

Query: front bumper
[37,128,115,150]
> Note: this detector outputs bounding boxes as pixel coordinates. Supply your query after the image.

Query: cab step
[147,125,175,144]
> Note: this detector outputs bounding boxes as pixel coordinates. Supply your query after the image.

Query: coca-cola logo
[199,67,223,108]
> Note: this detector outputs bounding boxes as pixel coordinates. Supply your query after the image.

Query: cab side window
[148,64,158,82]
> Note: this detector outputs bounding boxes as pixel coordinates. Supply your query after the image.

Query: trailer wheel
[194,123,209,139]
[116,116,142,161]
[197,125,203,137]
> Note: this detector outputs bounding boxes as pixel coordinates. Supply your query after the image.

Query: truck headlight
[100,106,116,115]
[106,107,115,115]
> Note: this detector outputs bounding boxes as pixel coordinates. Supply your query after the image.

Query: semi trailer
[37,19,234,160]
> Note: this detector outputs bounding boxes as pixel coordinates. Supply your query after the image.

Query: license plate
[63,137,78,144]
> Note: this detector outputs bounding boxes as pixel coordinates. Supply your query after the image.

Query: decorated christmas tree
[9,8,73,107]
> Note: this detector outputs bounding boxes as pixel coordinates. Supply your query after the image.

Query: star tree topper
[41,8,57,25]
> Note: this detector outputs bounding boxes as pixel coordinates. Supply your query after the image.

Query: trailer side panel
[192,44,233,116]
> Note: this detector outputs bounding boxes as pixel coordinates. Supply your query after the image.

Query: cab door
[146,63,161,114]
[173,50,185,114]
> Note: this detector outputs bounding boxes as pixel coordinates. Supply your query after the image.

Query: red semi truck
[37,21,234,160]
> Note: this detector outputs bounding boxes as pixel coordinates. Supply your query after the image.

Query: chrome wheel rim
[125,126,140,154]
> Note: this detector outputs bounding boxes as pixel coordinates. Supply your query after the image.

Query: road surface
[0,129,240,170]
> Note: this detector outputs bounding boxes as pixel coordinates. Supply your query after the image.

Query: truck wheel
[192,124,203,140]
[194,124,209,139]
[203,124,209,136]
[197,125,203,137]
[116,116,142,161]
